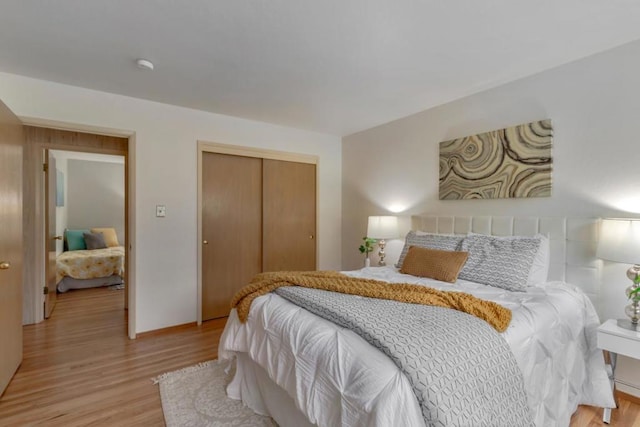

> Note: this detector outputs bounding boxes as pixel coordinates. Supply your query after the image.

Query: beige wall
[67,159,125,245]
[0,72,342,334]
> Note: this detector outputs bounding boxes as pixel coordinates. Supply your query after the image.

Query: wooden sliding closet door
[201,153,262,321]
[262,159,316,272]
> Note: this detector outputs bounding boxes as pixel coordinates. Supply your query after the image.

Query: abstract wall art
[56,169,65,207]
[439,119,553,200]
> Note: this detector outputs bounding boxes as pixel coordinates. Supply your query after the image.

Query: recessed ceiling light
[136,58,154,71]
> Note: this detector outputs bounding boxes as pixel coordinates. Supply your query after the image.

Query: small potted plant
[358,237,377,267]
[625,276,640,324]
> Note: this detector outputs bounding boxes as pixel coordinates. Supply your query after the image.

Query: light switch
[156,205,166,217]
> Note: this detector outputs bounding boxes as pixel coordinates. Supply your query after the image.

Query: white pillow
[527,234,550,287]
[459,233,544,292]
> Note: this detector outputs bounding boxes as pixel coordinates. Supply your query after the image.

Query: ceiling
[1,1,640,136]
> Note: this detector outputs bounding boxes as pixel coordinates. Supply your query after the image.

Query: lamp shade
[367,216,398,239]
[597,218,640,265]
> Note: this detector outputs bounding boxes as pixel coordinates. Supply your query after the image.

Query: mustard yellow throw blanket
[231,271,511,332]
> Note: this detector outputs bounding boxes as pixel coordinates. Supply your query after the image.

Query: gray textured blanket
[275,286,533,427]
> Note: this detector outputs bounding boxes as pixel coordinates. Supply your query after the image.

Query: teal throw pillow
[65,229,90,251]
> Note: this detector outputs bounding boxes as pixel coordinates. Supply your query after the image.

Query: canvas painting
[56,169,64,207]
[439,119,553,200]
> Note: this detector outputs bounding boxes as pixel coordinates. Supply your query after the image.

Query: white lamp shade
[597,218,640,265]
[367,216,398,239]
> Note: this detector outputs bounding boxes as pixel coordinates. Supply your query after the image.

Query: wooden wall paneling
[262,159,317,272]
[201,153,263,321]
[24,126,127,154]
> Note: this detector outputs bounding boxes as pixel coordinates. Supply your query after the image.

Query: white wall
[343,39,640,395]
[343,39,640,315]
[66,159,125,245]
[0,72,342,333]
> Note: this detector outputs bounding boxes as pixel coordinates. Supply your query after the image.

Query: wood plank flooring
[0,287,224,426]
[0,285,639,426]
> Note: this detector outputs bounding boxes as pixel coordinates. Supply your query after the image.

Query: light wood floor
[0,286,639,426]
[0,286,225,426]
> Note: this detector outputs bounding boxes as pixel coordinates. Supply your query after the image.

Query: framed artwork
[56,169,64,207]
[439,119,553,200]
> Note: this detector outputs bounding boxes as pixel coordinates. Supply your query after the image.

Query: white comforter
[219,267,614,427]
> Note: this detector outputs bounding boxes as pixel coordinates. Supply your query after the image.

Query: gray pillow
[83,232,107,250]
[458,233,542,291]
[396,231,465,268]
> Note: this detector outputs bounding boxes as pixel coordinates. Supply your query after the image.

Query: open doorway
[23,125,133,337]
[45,150,126,317]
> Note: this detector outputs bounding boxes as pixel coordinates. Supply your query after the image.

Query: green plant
[630,276,640,302]
[358,237,377,258]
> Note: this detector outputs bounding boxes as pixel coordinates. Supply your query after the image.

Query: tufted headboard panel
[410,215,601,308]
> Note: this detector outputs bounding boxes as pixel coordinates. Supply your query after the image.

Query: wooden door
[43,150,58,318]
[201,153,262,321]
[263,159,316,272]
[0,98,23,396]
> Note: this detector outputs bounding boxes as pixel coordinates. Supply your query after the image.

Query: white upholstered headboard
[410,215,601,308]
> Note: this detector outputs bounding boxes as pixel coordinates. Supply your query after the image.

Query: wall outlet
[156,205,166,217]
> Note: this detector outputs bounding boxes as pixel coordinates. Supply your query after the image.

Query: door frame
[196,141,319,325]
[43,149,57,319]
[21,117,137,339]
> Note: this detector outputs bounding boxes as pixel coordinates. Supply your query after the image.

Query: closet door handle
[309,235,314,240]
[0,262,10,270]
[203,240,208,245]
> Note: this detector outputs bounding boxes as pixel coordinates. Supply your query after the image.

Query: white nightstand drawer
[596,319,640,424]
[598,333,640,358]
[597,319,640,359]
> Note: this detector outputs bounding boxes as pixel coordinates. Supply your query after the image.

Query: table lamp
[597,218,640,331]
[367,216,398,266]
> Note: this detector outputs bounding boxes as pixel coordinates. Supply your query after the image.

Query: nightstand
[597,319,640,424]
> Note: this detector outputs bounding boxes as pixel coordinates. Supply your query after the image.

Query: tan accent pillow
[400,246,468,283]
[91,227,119,247]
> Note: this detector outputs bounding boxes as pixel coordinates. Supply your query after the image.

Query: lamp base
[377,239,387,266]
[617,319,640,332]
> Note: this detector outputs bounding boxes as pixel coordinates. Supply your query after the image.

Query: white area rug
[155,360,276,427]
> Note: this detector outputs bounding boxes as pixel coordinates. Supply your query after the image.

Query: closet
[201,150,316,321]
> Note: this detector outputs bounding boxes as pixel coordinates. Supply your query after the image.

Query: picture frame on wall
[439,119,553,200]
[56,169,64,207]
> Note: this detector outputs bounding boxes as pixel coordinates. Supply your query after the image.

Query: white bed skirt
[56,273,123,293]
[228,353,315,427]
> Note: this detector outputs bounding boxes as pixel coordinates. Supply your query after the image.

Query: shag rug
[154,360,276,427]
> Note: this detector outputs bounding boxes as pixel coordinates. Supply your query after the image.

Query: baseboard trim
[136,317,228,338]
[617,388,640,404]
[136,322,198,338]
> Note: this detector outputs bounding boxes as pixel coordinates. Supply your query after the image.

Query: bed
[56,228,125,292]
[218,215,616,427]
